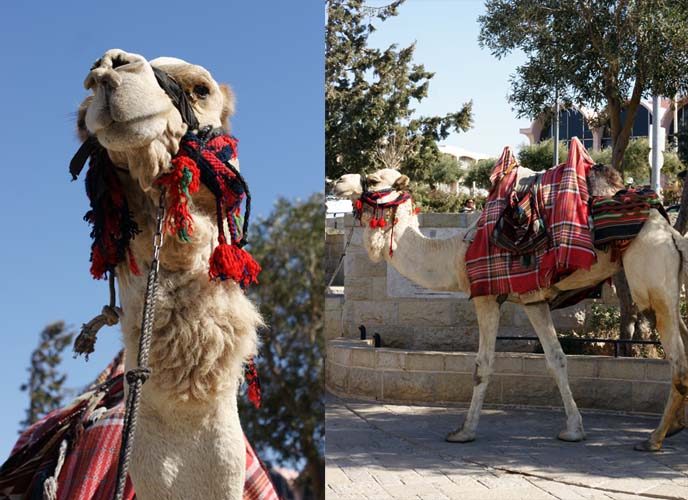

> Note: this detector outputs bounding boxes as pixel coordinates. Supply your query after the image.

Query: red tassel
[90,246,107,280]
[209,236,261,286]
[155,157,200,241]
[354,199,362,211]
[414,207,421,214]
[378,218,387,228]
[245,358,261,408]
[369,218,378,228]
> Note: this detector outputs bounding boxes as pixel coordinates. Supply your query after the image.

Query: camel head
[588,163,624,197]
[333,168,414,261]
[77,48,235,191]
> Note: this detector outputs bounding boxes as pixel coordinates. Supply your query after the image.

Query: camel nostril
[101,71,123,89]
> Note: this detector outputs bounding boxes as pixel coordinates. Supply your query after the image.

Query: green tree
[240,194,324,499]
[20,321,73,430]
[479,1,688,171]
[463,158,497,190]
[518,139,569,172]
[326,0,473,182]
[427,153,463,189]
[589,138,686,186]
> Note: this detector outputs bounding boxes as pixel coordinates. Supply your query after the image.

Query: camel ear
[219,83,235,127]
[76,95,93,142]
[393,175,410,190]
[367,173,382,184]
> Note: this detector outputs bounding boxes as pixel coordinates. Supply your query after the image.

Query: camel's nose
[83,49,147,90]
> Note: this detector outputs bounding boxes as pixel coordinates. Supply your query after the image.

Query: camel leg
[664,317,688,438]
[522,302,585,442]
[447,296,500,443]
[634,304,688,451]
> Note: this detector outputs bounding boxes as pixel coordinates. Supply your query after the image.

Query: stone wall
[327,339,670,413]
[332,213,612,351]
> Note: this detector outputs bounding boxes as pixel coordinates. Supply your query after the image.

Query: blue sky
[0,1,323,460]
[368,0,529,158]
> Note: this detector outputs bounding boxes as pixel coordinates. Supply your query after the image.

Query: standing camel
[76,49,263,499]
[333,163,688,452]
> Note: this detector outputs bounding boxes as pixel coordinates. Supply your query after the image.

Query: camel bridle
[354,183,414,258]
[68,64,261,500]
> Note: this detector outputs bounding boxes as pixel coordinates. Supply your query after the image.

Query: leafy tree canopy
[240,194,325,499]
[426,153,463,188]
[463,158,497,191]
[479,0,688,170]
[518,139,568,172]
[326,0,473,181]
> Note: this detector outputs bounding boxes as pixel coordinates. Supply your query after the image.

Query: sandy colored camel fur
[79,49,262,500]
[334,167,688,452]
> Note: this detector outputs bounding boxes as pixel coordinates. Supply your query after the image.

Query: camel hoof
[634,439,662,452]
[557,429,585,442]
[446,429,476,443]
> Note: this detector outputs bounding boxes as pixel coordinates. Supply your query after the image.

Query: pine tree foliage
[326,0,473,181]
[20,321,73,430]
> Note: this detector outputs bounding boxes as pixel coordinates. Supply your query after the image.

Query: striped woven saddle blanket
[0,352,278,500]
[591,187,669,256]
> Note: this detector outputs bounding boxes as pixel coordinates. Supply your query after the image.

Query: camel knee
[543,348,567,374]
[473,360,493,386]
[673,380,688,397]
[672,372,688,397]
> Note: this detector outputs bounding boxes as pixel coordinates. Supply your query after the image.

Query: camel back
[465,138,597,297]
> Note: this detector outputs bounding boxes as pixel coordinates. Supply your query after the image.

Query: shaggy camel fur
[334,166,688,452]
[78,49,262,499]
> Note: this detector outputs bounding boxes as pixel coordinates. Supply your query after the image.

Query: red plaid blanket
[0,353,279,500]
[466,137,597,297]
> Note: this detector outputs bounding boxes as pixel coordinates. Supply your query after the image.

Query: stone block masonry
[327,339,670,413]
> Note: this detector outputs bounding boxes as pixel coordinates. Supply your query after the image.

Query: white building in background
[438,145,492,168]
[519,98,687,154]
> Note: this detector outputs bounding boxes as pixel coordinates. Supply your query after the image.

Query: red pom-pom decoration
[378,218,387,228]
[370,218,379,228]
[209,236,261,286]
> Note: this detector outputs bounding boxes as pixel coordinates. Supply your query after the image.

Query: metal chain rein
[113,190,165,500]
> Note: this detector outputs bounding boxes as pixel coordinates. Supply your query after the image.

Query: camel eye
[193,84,210,99]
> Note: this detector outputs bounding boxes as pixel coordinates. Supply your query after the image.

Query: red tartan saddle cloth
[0,353,279,500]
[465,138,597,297]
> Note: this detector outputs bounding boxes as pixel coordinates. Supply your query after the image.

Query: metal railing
[496,336,660,358]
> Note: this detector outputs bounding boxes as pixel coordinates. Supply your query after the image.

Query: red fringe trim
[155,157,201,241]
[245,358,261,408]
[90,246,106,280]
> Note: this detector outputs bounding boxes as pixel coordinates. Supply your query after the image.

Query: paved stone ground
[326,394,688,500]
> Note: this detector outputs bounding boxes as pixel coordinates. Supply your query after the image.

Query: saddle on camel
[465,137,668,306]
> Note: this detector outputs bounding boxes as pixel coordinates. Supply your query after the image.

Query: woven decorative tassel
[245,357,261,408]
[209,235,261,286]
[156,156,201,242]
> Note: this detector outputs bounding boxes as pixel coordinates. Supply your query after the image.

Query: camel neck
[384,214,468,293]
